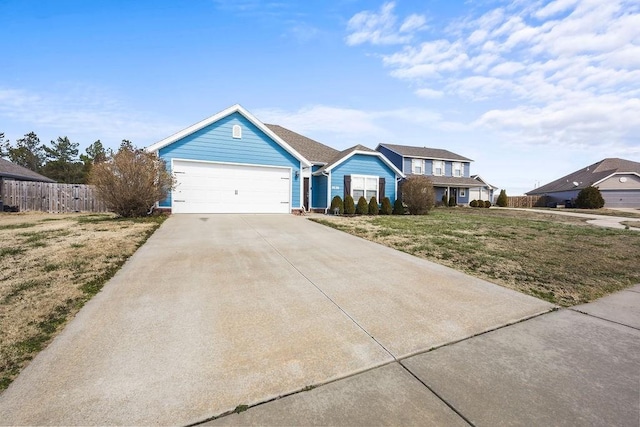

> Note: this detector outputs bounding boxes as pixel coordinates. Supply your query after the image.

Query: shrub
[380,197,392,215]
[392,198,404,215]
[89,142,175,217]
[448,195,456,207]
[441,193,447,205]
[484,200,492,208]
[330,195,344,214]
[496,189,508,207]
[356,196,369,215]
[576,186,605,209]
[344,195,355,215]
[368,196,379,215]
[401,175,435,215]
[470,200,478,208]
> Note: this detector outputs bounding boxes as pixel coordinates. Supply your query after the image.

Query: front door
[303,177,310,211]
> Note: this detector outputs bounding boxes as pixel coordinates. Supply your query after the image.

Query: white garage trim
[171,158,292,214]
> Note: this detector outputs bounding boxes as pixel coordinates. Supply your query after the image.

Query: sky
[1,0,638,195]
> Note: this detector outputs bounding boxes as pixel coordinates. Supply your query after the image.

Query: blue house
[146,105,404,214]
[376,143,495,205]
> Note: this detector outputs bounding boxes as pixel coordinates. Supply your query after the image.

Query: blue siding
[312,174,328,208]
[403,158,412,175]
[158,112,301,208]
[458,190,469,204]
[445,161,453,177]
[424,159,433,176]
[377,146,403,172]
[463,162,471,178]
[330,154,398,202]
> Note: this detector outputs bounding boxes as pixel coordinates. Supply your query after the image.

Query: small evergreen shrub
[368,196,379,215]
[441,194,447,205]
[496,189,508,207]
[448,195,456,207]
[330,195,344,214]
[393,198,404,215]
[576,186,605,209]
[356,196,369,215]
[344,195,355,214]
[484,200,492,208]
[380,197,392,215]
[470,200,478,208]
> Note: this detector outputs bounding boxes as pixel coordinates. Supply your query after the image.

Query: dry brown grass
[313,208,640,307]
[0,212,165,391]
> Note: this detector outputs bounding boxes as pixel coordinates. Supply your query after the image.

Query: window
[433,160,444,176]
[453,162,462,177]
[411,159,424,175]
[351,175,378,201]
[232,125,242,139]
[460,188,466,197]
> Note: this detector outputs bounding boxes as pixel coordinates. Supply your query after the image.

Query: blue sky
[1,0,638,195]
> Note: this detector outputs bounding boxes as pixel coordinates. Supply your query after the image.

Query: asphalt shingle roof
[265,124,338,164]
[0,158,55,182]
[315,145,378,173]
[428,175,487,187]
[379,143,472,162]
[527,158,640,195]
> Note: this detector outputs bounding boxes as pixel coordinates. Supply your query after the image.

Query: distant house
[376,143,494,205]
[0,158,55,183]
[526,158,640,208]
[146,104,404,213]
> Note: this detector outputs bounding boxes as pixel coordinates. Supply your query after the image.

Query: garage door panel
[172,161,291,214]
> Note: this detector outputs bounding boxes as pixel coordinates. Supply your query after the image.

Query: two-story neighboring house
[376,143,495,205]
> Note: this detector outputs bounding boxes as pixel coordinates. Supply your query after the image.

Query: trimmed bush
[484,200,492,208]
[368,196,379,215]
[441,193,447,205]
[576,186,605,209]
[496,189,508,207]
[380,197,392,215]
[356,196,369,215]
[330,195,344,214]
[344,195,355,214]
[393,198,404,215]
[402,175,435,215]
[448,195,456,207]
[470,200,478,208]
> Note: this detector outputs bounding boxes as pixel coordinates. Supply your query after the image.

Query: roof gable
[146,104,311,167]
[315,144,404,177]
[265,124,338,164]
[378,143,472,162]
[0,158,55,182]
[527,158,640,195]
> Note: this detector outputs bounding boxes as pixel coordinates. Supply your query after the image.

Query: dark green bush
[448,195,456,207]
[576,186,604,209]
[380,197,392,215]
[344,195,355,214]
[330,195,344,214]
[441,194,447,205]
[496,189,508,207]
[356,196,369,215]
[368,196,379,215]
[484,200,492,208]
[393,199,404,215]
[470,200,478,208]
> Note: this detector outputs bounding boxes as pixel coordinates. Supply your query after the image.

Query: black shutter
[378,177,385,200]
[344,175,351,200]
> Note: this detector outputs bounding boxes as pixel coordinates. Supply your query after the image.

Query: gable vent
[232,125,242,139]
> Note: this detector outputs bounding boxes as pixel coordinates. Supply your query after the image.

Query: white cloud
[345,2,426,46]
[0,85,177,149]
[346,0,640,151]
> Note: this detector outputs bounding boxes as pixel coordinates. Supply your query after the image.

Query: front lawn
[312,209,640,307]
[0,212,166,391]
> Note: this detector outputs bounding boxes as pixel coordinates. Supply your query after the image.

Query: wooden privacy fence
[1,180,108,213]
[504,195,546,208]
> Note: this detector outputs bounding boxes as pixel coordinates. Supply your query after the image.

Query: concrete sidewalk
[498,207,640,230]
[0,215,552,425]
[210,284,640,426]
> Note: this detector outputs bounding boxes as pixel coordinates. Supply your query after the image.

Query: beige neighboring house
[526,158,640,208]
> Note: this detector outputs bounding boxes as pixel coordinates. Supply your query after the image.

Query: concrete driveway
[0,215,553,425]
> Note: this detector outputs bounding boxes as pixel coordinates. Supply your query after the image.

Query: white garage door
[172,160,291,214]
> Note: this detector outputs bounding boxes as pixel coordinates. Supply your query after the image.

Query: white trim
[170,158,293,213]
[146,104,312,168]
[411,158,425,175]
[593,172,640,187]
[432,160,444,176]
[314,150,405,178]
[350,174,379,201]
[232,124,242,139]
